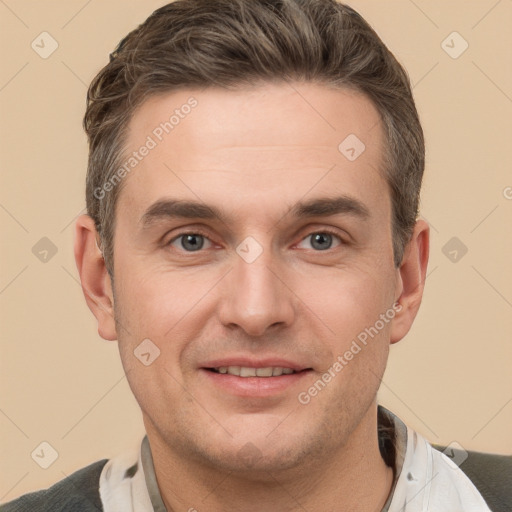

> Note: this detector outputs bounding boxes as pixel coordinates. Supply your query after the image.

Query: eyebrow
[290,195,370,220]
[139,195,370,228]
[140,200,227,228]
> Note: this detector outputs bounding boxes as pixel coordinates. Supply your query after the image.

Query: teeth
[256,367,273,377]
[227,366,241,376]
[240,367,256,377]
[217,366,296,377]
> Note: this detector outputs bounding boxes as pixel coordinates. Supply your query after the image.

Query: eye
[296,231,343,251]
[168,233,213,252]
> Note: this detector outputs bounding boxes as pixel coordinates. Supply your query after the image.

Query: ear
[74,214,117,341]
[390,219,430,344]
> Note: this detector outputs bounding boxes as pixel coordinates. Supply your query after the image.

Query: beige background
[1,0,511,502]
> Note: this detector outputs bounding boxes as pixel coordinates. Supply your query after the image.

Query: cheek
[112,263,224,383]
[113,261,207,335]
[294,264,395,345]
[294,265,395,400]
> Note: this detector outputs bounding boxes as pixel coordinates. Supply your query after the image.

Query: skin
[75,83,429,511]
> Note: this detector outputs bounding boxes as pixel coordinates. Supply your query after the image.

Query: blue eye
[167,230,344,254]
[169,233,212,252]
[297,232,342,251]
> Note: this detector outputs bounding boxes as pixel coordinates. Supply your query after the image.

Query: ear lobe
[390,219,430,345]
[74,214,117,341]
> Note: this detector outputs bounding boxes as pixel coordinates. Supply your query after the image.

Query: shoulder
[432,445,512,512]
[0,459,108,512]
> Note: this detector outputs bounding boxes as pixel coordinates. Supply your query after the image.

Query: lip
[201,368,312,398]
[199,357,313,398]
[201,358,310,372]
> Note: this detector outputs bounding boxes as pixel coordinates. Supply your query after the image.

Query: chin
[202,443,310,477]
[185,421,325,477]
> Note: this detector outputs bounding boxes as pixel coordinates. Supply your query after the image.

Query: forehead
[118,83,387,223]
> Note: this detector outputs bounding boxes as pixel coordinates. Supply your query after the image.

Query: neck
[146,406,394,512]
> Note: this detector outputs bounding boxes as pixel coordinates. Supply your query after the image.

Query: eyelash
[165,228,346,253]
[297,229,346,249]
[166,229,213,249]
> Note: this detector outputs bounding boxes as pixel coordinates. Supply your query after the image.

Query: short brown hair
[84,0,424,276]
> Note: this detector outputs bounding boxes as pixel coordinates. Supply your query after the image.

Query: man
[2,1,506,511]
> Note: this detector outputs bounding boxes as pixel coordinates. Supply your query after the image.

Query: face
[108,83,402,472]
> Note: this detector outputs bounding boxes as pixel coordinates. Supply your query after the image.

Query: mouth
[200,361,313,398]
[205,366,307,377]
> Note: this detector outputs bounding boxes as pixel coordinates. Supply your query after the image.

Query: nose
[217,246,296,337]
